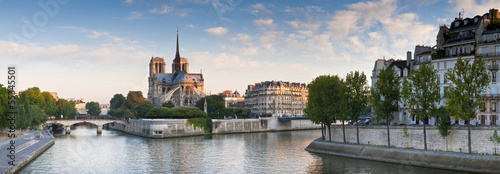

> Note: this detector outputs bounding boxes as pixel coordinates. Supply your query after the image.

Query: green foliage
[144,107,207,119]
[304,75,342,125]
[110,94,126,110]
[195,95,224,114]
[371,67,401,124]
[211,101,226,119]
[135,101,154,118]
[490,130,500,144]
[343,71,370,122]
[108,108,127,118]
[403,126,409,138]
[56,99,77,119]
[122,91,145,110]
[85,101,101,116]
[15,92,47,129]
[226,107,251,118]
[402,63,441,123]
[436,107,451,138]
[445,57,490,122]
[162,101,175,108]
[41,92,58,116]
[186,118,213,133]
[0,84,10,129]
[21,87,46,111]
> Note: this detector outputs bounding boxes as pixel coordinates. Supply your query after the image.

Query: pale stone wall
[326,125,500,155]
[111,117,320,138]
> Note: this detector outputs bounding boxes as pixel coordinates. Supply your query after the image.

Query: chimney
[407,51,412,67]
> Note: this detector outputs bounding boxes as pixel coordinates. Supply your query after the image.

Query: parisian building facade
[147,31,206,107]
[371,8,500,126]
[219,90,245,107]
[245,81,308,117]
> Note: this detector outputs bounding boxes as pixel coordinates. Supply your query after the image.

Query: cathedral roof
[156,72,203,84]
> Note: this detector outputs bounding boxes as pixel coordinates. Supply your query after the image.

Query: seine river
[20,128,469,173]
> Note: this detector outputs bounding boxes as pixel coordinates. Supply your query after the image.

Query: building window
[493,72,497,83]
[493,102,497,112]
[444,76,447,84]
[437,75,440,84]
[492,115,497,125]
[444,62,447,69]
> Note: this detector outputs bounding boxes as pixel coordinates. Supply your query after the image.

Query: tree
[371,67,401,147]
[445,57,490,153]
[0,84,10,129]
[162,101,175,108]
[402,63,441,150]
[212,101,226,119]
[489,130,500,154]
[86,101,101,116]
[21,87,46,111]
[304,75,342,141]
[226,107,251,118]
[344,71,370,144]
[136,101,154,118]
[122,91,146,110]
[338,81,350,143]
[16,92,47,130]
[110,94,126,110]
[56,99,77,119]
[436,107,451,151]
[195,95,224,114]
[42,92,58,116]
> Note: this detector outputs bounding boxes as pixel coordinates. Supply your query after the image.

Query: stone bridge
[45,119,127,134]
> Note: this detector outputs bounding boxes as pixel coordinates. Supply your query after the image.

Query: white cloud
[250,3,272,15]
[205,27,228,36]
[124,11,145,20]
[253,18,276,30]
[449,0,498,18]
[124,0,133,5]
[149,5,173,14]
[187,24,195,29]
[58,26,134,43]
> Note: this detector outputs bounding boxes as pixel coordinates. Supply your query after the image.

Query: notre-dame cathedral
[147,31,206,107]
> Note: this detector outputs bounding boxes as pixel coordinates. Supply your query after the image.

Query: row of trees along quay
[305,57,490,154]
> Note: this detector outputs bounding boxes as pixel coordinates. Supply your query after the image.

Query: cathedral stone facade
[147,32,205,107]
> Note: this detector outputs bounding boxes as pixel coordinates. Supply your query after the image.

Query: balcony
[479,52,500,58]
[488,63,499,72]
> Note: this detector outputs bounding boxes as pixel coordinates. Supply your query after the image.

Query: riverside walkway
[0,131,54,174]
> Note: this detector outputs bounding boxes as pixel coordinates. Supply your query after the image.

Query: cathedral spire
[175,27,180,61]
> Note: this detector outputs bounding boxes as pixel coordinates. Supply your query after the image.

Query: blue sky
[0,0,497,104]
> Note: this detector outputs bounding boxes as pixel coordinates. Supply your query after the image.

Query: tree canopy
[56,99,77,119]
[122,91,146,110]
[304,75,342,141]
[162,101,175,108]
[110,94,126,110]
[0,84,11,129]
[445,57,490,153]
[371,67,401,147]
[86,101,101,116]
[340,71,369,144]
[402,63,441,150]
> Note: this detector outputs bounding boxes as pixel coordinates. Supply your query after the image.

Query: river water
[20,128,469,173]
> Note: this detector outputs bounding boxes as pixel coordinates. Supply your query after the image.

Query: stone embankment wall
[325,125,500,155]
[109,117,320,138]
[305,139,500,173]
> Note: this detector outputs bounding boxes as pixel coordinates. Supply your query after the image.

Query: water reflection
[21,128,467,173]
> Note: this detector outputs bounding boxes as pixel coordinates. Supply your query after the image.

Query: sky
[0,0,498,104]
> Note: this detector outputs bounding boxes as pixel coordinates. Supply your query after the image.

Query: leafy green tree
[108,108,127,118]
[86,101,101,116]
[345,71,370,144]
[21,87,46,111]
[371,67,401,147]
[445,57,490,153]
[196,95,224,114]
[304,75,342,141]
[162,101,175,108]
[41,92,58,116]
[490,130,500,154]
[0,84,10,129]
[15,92,47,130]
[435,107,451,139]
[122,91,146,110]
[57,99,77,119]
[402,63,441,150]
[136,101,154,118]
[226,107,251,118]
[212,101,226,119]
[110,94,126,110]
[338,81,350,143]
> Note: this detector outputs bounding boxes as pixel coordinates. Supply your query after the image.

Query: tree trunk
[328,121,332,142]
[321,123,325,140]
[468,123,472,153]
[387,124,390,147]
[342,120,346,143]
[424,122,427,150]
[356,123,360,144]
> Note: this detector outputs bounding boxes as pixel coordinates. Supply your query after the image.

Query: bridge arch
[45,119,127,134]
